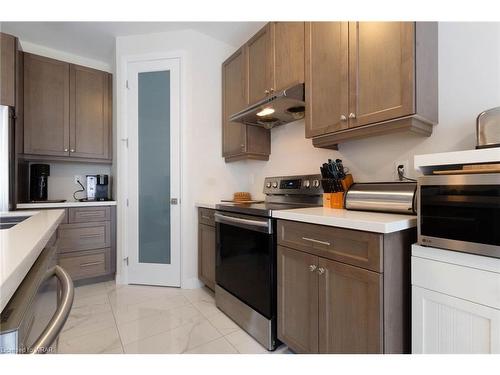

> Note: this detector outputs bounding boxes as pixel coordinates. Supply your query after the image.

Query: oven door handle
[29,265,74,354]
[214,212,272,233]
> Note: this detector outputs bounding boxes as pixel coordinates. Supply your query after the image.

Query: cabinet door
[24,53,70,156]
[247,23,273,104]
[318,257,382,353]
[277,246,319,353]
[222,48,247,157]
[348,22,415,128]
[0,33,16,106]
[198,223,216,290]
[70,64,111,159]
[305,22,349,138]
[273,22,305,92]
[412,286,500,354]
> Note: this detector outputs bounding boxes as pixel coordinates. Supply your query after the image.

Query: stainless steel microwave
[417,173,500,258]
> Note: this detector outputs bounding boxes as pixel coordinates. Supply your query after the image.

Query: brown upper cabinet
[305,22,349,138]
[69,64,112,160]
[247,22,305,105]
[24,53,71,157]
[0,33,16,107]
[222,47,270,161]
[222,22,305,162]
[307,22,438,149]
[247,24,273,104]
[23,53,112,162]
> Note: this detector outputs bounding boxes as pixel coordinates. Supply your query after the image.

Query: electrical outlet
[393,160,409,181]
[74,175,83,185]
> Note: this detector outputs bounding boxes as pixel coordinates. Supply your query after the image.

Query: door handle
[170,198,179,205]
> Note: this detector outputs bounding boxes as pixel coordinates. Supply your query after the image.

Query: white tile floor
[58,281,291,354]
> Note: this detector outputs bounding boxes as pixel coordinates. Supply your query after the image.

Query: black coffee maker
[30,164,50,201]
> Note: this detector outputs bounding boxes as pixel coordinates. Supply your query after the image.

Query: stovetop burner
[216,174,323,217]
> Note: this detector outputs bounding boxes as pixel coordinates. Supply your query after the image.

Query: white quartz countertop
[17,200,117,209]
[0,209,65,311]
[272,207,417,233]
[195,202,218,209]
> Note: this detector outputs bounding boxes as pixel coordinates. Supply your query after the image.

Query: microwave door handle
[214,212,271,233]
[29,265,74,354]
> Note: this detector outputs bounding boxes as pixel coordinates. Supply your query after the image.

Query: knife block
[322,174,354,209]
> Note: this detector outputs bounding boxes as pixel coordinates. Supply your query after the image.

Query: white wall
[115,22,500,289]
[245,22,500,198]
[115,29,251,287]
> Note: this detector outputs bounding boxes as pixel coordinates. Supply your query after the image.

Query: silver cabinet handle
[64,148,68,152]
[214,212,271,233]
[349,113,356,119]
[309,264,317,272]
[29,265,74,354]
[302,237,331,246]
[70,149,75,153]
[317,267,325,275]
[340,114,347,121]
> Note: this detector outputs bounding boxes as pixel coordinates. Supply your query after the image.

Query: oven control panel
[263,174,323,195]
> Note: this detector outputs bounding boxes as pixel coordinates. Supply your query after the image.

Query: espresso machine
[29,164,50,202]
[85,174,109,201]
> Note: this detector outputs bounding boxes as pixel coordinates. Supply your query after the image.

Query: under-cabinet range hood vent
[229,83,305,129]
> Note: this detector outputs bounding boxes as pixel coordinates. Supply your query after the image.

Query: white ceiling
[0,22,266,64]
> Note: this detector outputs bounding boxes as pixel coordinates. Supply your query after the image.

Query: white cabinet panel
[412,286,500,353]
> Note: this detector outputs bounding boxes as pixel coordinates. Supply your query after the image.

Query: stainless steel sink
[0,215,31,230]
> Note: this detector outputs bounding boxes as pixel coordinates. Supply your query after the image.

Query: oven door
[215,211,276,319]
[418,174,500,257]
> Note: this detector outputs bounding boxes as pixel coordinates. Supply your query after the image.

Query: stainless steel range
[214,174,322,350]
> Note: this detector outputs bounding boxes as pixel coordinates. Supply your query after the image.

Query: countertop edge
[272,210,417,234]
[195,202,217,210]
[16,201,117,209]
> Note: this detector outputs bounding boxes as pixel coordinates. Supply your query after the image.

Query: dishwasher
[0,234,74,354]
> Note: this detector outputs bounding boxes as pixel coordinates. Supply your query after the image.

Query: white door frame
[118,52,185,286]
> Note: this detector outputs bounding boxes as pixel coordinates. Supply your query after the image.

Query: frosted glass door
[138,71,171,264]
[127,57,181,287]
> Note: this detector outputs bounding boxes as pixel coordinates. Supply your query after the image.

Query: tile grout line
[105,283,126,354]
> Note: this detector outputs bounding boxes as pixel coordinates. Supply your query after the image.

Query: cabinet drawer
[68,206,111,223]
[58,221,111,253]
[58,248,111,280]
[277,220,383,272]
[198,208,215,227]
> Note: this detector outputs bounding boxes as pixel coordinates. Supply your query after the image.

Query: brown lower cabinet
[198,208,216,290]
[277,219,415,354]
[56,206,116,283]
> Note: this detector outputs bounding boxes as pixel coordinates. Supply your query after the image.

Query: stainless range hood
[229,83,305,129]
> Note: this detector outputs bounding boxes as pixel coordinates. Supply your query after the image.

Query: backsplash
[27,162,112,201]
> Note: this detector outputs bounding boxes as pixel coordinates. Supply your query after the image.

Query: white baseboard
[181,277,203,289]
